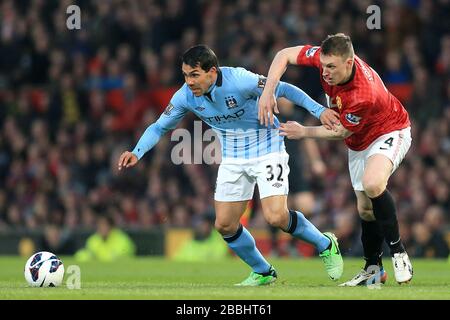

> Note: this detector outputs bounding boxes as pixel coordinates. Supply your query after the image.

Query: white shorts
[348,127,411,191]
[214,152,290,202]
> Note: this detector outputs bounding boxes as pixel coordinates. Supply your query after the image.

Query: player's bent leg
[362,154,392,199]
[215,200,276,286]
[341,193,387,287]
[214,200,247,235]
[341,197,389,287]
[363,154,413,284]
[260,196,343,281]
[355,191,386,278]
[260,195,290,229]
[261,196,329,251]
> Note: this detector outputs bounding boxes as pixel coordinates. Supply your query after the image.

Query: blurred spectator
[75,215,136,262]
[415,205,450,258]
[411,222,449,258]
[173,211,229,262]
[39,223,76,255]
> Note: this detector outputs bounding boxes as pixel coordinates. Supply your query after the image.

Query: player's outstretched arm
[117,120,168,171]
[276,81,340,130]
[118,114,183,171]
[117,121,170,171]
[279,121,352,140]
[259,46,304,126]
[117,89,189,171]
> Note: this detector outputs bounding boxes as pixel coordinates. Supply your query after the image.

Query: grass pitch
[0,256,449,300]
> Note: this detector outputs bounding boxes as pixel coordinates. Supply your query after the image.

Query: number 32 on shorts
[266,164,284,182]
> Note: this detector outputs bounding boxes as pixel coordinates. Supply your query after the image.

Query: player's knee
[362,178,386,198]
[214,221,238,235]
[264,210,289,228]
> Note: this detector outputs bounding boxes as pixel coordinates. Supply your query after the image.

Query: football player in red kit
[258,33,413,286]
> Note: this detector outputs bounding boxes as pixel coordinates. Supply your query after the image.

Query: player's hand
[279,121,305,139]
[319,109,340,131]
[258,91,279,127]
[118,151,138,170]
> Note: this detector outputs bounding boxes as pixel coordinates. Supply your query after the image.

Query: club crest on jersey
[225,96,238,109]
[306,46,319,57]
[195,106,205,112]
[164,103,174,115]
[336,96,342,111]
[258,76,267,88]
[345,113,361,125]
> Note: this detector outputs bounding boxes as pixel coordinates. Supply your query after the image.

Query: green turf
[0,256,449,299]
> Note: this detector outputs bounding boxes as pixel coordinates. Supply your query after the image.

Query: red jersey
[297,45,410,151]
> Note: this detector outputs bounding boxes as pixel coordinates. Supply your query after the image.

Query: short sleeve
[230,67,267,98]
[230,67,292,100]
[157,87,189,130]
[297,45,321,68]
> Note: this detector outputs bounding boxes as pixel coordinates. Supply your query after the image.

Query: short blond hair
[321,33,354,59]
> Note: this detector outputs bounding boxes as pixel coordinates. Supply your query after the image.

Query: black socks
[370,190,405,255]
[361,220,384,268]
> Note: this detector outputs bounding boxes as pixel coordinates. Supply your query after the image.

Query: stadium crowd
[0,0,448,258]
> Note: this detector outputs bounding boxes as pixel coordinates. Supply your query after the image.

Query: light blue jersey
[132,67,326,160]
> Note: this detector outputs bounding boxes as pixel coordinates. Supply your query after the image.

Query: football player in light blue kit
[118,45,343,285]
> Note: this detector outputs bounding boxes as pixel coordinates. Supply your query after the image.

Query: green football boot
[319,232,344,281]
[235,266,277,286]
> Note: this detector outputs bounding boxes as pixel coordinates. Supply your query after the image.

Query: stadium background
[0,0,448,261]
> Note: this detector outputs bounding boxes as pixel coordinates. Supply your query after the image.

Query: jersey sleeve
[276,81,326,119]
[340,102,370,133]
[296,45,321,68]
[229,67,296,99]
[132,88,189,159]
[230,67,326,119]
[229,67,267,98]
[155,88,189,131]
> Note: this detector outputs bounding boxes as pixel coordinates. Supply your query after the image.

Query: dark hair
[321,33,354,59]
[182,45,219,72]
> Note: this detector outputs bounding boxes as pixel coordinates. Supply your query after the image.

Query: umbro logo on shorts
[272,182,283,188]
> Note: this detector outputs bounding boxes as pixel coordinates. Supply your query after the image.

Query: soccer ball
[24,251,65,287]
